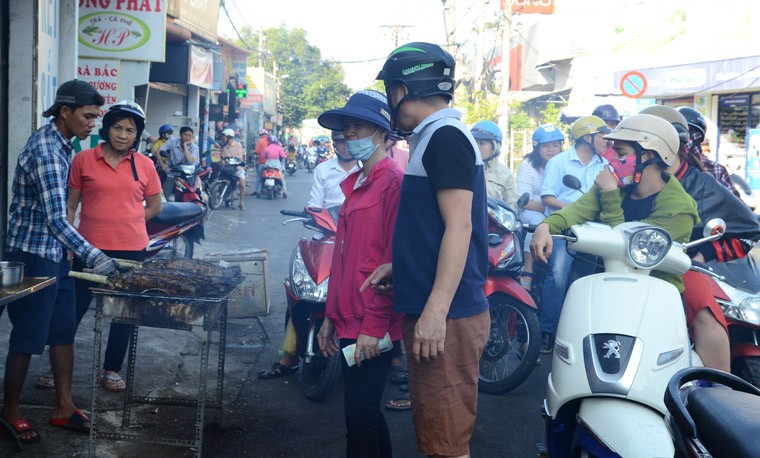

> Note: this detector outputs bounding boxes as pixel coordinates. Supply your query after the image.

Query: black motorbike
[285,158,297,176]
[665,367,760,457]
[208,156,244,210]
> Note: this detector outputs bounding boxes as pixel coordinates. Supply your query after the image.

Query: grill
[86,261,242,457]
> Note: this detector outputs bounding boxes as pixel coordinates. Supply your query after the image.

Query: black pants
[340,338,393,458]
[73,250,145,372]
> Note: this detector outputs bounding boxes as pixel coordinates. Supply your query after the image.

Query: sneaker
[540,333,554,354]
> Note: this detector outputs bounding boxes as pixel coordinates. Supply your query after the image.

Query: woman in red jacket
[317,90,404,458]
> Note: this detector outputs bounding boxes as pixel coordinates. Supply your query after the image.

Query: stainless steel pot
[0,261,24,287]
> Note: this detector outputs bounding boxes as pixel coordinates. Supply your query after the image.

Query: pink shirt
[69,144,162,250]
[262,143,286,160]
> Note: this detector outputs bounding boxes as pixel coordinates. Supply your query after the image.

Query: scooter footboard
[578,398,674,457]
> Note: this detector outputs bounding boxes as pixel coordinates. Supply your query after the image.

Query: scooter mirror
[517,192,530,209]
[703,218,726,239]
[562,175,582,191]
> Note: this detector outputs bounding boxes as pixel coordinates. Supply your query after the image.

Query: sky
[216,0,452,90]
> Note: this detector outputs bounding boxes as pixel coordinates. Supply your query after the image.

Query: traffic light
[235,83,248,98]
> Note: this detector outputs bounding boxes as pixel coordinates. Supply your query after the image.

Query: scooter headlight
[488,204,519,232]
[291,249,329,302]
[627,227,671,269]
[717,281,760,325]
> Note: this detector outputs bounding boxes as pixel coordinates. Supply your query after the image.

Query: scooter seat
[687,387,760,458]
[151,202,203,226]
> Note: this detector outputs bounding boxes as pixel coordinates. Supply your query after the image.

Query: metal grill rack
[87,287,232,457]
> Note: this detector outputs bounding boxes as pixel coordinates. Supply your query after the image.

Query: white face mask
[346,129,380,161]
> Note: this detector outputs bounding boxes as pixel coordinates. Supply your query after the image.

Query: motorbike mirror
[702,218,726,239]
[562,175,582,191]
[683,218,726,250]
[517,192,530,209]
[730,173,753,195]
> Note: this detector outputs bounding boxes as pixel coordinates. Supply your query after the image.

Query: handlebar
[280,209,309,218]
[689,263,726,281]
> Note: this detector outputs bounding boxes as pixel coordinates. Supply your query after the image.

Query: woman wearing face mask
[316,90,404,458]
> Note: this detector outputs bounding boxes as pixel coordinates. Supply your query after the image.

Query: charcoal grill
[87,286,233,457]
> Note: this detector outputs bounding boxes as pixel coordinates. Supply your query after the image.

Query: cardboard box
[203,249,269,317]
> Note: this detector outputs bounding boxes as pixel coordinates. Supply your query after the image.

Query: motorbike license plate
[265,178,275,187]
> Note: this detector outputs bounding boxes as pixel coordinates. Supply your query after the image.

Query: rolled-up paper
[342,333,393,367]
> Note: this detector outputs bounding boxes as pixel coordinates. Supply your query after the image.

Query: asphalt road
[0,166,550,457]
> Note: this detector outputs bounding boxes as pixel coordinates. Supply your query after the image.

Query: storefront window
[717,94,750,173]
[751,94,760,130]
[749,94,760,190]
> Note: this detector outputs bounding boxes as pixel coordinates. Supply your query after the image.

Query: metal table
[0,277,56,307]
[88,288,231,458]
[0,277,56,452]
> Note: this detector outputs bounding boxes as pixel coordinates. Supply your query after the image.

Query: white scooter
[541,217,725,457]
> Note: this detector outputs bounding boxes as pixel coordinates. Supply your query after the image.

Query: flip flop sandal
[35,375,55,390]
[384,398,412,411]
[49,409,90,433]
[0,417,40,447]
[257,361,299,379]
[101,373,126,393]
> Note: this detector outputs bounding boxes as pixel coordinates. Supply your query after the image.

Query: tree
[231,26,351,128]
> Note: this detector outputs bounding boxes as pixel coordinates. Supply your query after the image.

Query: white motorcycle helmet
[604,114,680,166]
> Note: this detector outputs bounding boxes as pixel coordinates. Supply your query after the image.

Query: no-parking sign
[619,71,648,99]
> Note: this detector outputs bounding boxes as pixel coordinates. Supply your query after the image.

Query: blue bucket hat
[318,90,391,133]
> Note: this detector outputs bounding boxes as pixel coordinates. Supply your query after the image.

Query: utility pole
[381,24,414,47]
[498,0,512,169]
[442,0,457,54]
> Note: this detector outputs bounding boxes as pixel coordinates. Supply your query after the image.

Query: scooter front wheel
[302,319,341,402]
[208,181,225,210]
[169,234,194,259]
[733,356,760,389]
[479,293,540,394]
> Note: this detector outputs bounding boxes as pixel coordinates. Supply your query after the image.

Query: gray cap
[42,79,103,117]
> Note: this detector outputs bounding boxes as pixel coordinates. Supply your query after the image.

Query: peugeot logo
[602,340,621,359]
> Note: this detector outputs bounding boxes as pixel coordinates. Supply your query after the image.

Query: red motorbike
[145,201,210,259]
[280,207,342,402]
[693,252,760,388]
[169,163,211,204]
[478,196,541,394]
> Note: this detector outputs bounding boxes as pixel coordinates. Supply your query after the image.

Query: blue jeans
[256,163,264,193]
[540,239,573,335]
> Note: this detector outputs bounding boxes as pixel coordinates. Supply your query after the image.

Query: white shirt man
[307,132,359,208]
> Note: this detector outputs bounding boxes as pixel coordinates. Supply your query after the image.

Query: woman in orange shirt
[67,101,163,392]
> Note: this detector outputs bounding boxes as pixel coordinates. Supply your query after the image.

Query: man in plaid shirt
[2,80,125,444]
[679,106,742,199]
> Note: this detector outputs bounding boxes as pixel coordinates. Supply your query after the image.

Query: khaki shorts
[403,309,490,456]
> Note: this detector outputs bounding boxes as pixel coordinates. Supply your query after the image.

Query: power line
[220,1,255,51]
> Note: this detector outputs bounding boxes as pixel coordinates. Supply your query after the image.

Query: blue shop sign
[615,55,760,97]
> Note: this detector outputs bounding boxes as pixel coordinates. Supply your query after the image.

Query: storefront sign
[188,45,213,88]
[505,0,555,14]
[166,0,220,42]
[615,55,760,98]
[77,58,120,118]
[78,0,166,62]
[38,0,60,127]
